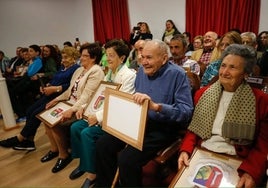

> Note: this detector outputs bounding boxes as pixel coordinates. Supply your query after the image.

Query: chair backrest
[186,71,200,96]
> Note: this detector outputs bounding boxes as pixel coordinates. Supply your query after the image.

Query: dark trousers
[20,94,57,139]
[95,125,177,187]
[8,76,40,118]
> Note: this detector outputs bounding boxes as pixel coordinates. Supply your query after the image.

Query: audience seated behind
[7,44,43,122]
[0,46,80,150]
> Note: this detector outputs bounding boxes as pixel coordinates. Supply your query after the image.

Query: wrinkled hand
[41,86,56,96]
[45,100,58,109]
[60,109,73,121]
[133,92,157,111]
[75,108,84,120]
[87,114,98,126]
[236,173,256,188]
[177,151,190,170]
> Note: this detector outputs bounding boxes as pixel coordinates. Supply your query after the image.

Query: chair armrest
[154,138,182,164]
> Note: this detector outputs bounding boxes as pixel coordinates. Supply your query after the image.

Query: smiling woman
[178,44,268,187]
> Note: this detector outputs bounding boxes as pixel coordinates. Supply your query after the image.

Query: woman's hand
[87,114,98,126]
[42,86,57,96]
[177,151,190,170]
[236,173,256,188]
[75,108,84,120]
[45,99,58,109]
[60,109,73,121]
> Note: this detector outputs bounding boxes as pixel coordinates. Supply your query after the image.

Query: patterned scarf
[188,81,256,144]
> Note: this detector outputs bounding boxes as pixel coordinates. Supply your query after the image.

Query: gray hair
[220,44,256,74]
[170,34,188,48]
[144,39,169,55]
[241,32,257,44]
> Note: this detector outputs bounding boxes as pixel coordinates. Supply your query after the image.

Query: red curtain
[186,0,260,38]
[92,0,130,45]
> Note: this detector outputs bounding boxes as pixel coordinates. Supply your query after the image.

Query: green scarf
[165,28,175,37]
[188,81,256,145]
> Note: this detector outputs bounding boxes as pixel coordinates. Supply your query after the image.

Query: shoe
[52,155,72,173]
[16,116,26,123]
[13,140,36,151]
[40,151,59,163]
[81,178,95,188]
[69,166,85,180]
[0,136,20,148]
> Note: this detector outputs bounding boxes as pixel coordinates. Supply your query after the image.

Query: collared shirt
[199,51,212,65]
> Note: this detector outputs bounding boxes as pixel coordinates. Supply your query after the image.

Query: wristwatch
[56,86,60,93]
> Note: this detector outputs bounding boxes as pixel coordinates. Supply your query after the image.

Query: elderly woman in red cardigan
[178,44,268,187]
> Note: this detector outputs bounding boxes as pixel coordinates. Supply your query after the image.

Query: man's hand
[236,172,256,188]
[133,92,159,111]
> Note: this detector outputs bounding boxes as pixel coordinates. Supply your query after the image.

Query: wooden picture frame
[102,88,148,151]
[36,101,72,127]
[83,81,121,119]
[169,147,242,188]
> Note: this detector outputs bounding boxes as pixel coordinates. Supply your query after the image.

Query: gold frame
[169,147,242,188]
[102,88,148,151]
[83,81,121,119]
[36,101,72,127]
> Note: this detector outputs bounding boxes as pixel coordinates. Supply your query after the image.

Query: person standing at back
[129,22,153,46]
[161,19,181,45]
[94,39,193,187]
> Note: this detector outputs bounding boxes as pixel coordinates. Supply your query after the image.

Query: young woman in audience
[161,19,181,45]
[0,47,80,150]
[69,39,136,187]
[41,43,104,173]
[129,22,153,46]
[32,45,59,84]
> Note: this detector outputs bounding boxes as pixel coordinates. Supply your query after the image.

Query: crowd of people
[0,22,268,187]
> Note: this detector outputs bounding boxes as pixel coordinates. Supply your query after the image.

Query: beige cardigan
[191,48,220,65]
[56,64,105,111]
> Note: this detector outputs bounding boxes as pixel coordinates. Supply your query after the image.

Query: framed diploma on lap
[36,101,72,127]
[83,81,121,119]
[102,88,148,151]
[169,147,242,188]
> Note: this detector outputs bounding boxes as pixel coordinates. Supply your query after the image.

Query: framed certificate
[169,148,242,188]
[36,101,72,127]
[102,88,148,151]
[83,81,121,119]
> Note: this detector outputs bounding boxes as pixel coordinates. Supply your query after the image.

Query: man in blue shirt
[94,39,194,187]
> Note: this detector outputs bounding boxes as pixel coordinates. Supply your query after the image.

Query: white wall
[0,0,94,57]
[0,0,267,57]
